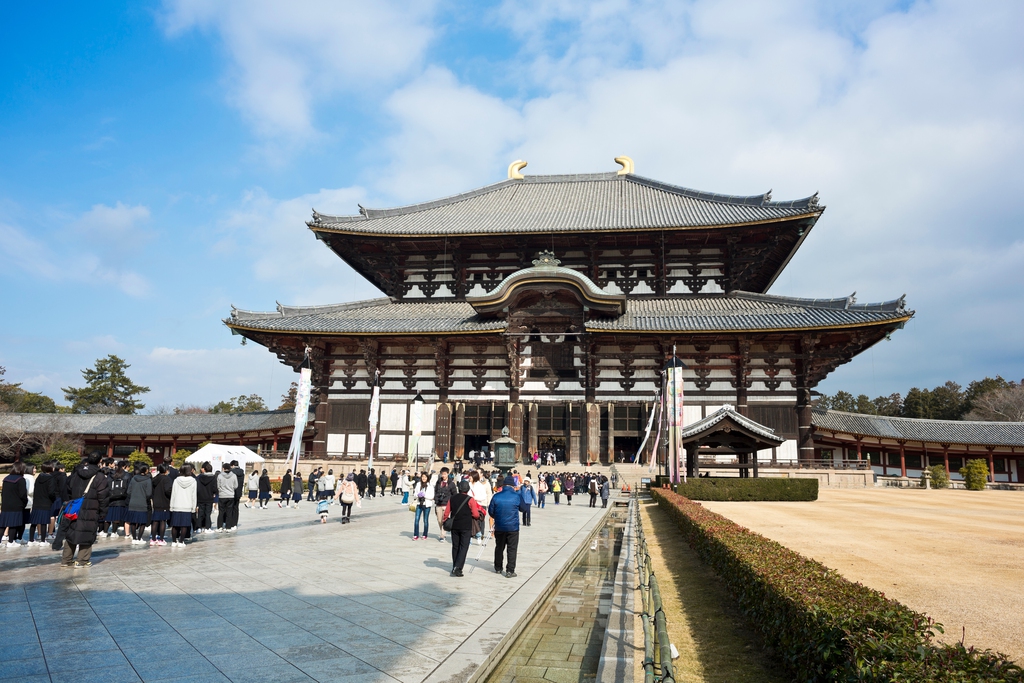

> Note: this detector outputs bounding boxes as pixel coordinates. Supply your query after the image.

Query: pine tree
[62,355,150,414]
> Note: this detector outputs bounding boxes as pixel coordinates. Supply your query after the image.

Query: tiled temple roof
[0,411,307,437]
[681,405,785,444]
[308,172,822,236]
[812,409,1024,447]
[227,291,910,336]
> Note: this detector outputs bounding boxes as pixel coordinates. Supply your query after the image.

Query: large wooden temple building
[226,158,914,465]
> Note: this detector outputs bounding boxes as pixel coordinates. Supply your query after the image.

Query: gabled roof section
[308,172,823,237]
[812,409,1024,448]
[681,405,785,446]
[467,251,626,316]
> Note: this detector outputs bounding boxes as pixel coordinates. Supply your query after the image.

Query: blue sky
[2,0,1022,411]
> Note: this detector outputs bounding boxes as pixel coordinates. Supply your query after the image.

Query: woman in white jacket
[169,464,198,548]
[398,470,411,505]
[469,471,492,547]
[412,473,435,540]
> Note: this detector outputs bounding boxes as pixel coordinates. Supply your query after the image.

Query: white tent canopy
[185,444,265,471]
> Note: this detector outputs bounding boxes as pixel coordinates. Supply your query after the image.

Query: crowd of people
[1,453,613,574]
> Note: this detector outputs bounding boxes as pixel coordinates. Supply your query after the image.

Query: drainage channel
[484,508,627,683]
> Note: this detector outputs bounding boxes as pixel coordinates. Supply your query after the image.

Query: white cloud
[0,201,153,296]
[162,0,437,141]
[213,185,383,306]
[157,0,1024,395]
[144,345,293,407]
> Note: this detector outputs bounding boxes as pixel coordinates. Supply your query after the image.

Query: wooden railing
[634,493,675,683]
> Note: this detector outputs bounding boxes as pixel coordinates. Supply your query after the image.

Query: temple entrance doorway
[537,436,566,465]
[613,436,640,463]
[464,434,491,462]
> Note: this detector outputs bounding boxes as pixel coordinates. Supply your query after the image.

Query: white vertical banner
[667,358,685,484]
[407,399,423,467]
[287,366,313,474]
[634,396,659,464]
[367,371,381,469]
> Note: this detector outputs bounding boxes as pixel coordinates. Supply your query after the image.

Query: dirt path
[702,488,1024,663]
[639,500,786,683]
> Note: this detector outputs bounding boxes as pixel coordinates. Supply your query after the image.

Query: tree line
[815,376,1024,422]
[0,356,298,416]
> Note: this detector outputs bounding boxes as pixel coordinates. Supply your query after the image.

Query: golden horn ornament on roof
[508,160,528,179]
[614,156,634,175]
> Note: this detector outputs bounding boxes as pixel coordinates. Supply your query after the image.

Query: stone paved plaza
[0,489,609,683]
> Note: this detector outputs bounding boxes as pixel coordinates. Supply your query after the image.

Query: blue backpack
[63,475,97,521]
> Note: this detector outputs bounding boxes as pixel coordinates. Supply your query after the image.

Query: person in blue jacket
[519,478,538,527]
[487,475,525,578]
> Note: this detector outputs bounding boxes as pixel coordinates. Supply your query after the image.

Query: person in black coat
[29,462,58,545]
[356,470,367,498]
[367,469,377,498]
[442,480,483,577]
[104,460,131,537]
[278,471,292,508]
[390,468,398,495]
[151,464,174,544]
[1,461,29,546]
[230,460,244,528]
[62,454,110,568]
[258,469,272,509]
[195,463,217,533]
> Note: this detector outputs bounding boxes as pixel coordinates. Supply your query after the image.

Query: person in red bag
[441,480,483,577]
[61,453,110,568]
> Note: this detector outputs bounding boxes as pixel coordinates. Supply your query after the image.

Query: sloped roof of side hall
[812,409,1024,448]
[308,172,822,237]
[226,292,910,336]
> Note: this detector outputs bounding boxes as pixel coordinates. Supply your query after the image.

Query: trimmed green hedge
[651,489,1023,683]
[676,477,818,501]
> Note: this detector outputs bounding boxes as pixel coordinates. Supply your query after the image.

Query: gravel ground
[701,488,1024,663]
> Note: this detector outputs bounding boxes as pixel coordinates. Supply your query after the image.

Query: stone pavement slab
[0,490,608,682]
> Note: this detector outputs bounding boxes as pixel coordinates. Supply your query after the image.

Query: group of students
[1,460,67,548]
[0,453,262,567]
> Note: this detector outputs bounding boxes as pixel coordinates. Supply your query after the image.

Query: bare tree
[0,416,32,460]
[32,415,83,454]
[965,383,1024,422]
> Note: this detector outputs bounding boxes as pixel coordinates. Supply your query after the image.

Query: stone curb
[423,504,612,683]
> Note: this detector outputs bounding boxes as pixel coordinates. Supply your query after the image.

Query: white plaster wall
[380,403,407,431]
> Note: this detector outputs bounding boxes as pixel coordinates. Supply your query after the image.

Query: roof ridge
[231,298,393,321]
[731,291,910,313]
[625,174,820,209]
[817,408,1024,427]
[309,171,824,227]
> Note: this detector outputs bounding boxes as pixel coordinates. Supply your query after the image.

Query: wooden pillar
[272,431,279,452]
[856,439,862,462]
[606,401,616,465]
[312,398,329,458]
[140,437,146,454]
[453,402,465,459]
[107,439,114,458]
[171,437,178,456]
[565,400,574,463]
[987,447,995,482]
[796,397,813,464]
[942,444,950,475]
[881,448,887,476]
[685,443,698,480]
[752,449,759,478]
[509,402,524,460]
[527,403,538,456]
[434,402,452,461]
[899,441,907,478]
[238,433,245,447]
[585,402,601,465]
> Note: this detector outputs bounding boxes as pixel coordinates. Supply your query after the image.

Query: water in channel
[485,509,627,683]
